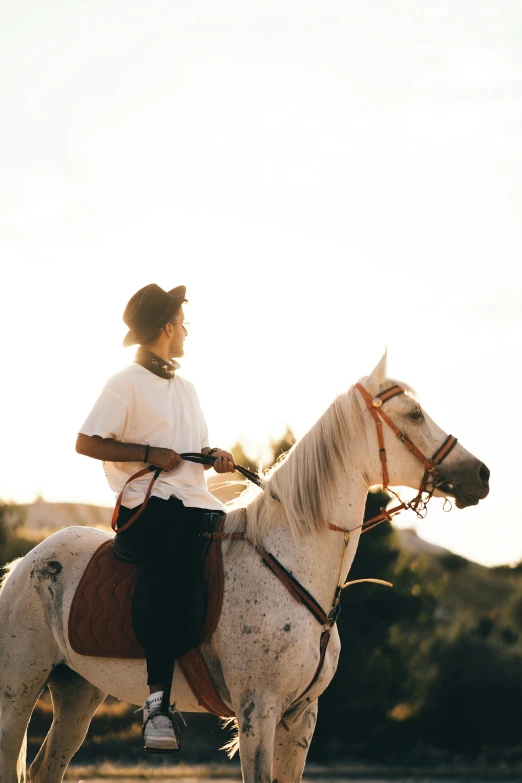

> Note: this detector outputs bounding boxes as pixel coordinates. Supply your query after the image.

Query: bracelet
[207,447,220,456]
[144,444,150,463]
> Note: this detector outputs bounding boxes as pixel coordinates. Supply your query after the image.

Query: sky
[1,0,521,567]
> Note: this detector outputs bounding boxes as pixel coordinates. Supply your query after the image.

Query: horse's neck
[260,475,368,613]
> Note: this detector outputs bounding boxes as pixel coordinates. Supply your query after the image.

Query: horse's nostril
[479,463,490,487]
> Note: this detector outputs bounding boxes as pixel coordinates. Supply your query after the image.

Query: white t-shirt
[79,363,225,511]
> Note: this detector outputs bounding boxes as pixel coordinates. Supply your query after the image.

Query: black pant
[116,496,221,686]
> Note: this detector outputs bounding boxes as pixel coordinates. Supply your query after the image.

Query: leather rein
[111,382,458,711]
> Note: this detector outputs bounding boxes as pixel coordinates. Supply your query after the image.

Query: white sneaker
[142,691,180,753]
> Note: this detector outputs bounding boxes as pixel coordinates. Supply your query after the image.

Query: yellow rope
[342,578,393,589]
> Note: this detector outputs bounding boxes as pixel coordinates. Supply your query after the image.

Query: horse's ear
[370,350,388,383]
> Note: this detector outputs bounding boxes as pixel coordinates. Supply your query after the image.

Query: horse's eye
[409,408,423,421]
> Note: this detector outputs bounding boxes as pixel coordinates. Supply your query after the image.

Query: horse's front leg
[236,692,278,783]
[272,700,318,783]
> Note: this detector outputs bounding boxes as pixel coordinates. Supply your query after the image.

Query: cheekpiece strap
[355,383,405,488]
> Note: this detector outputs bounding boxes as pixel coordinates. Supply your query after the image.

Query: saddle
[68,516,234,718]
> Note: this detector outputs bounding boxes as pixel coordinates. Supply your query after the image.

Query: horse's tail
[0,558,27,782]
[220,717,240,757]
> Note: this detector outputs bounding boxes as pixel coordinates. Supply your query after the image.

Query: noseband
[353,382,458,534]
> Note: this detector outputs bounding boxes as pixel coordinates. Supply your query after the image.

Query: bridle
[351,382,459,535]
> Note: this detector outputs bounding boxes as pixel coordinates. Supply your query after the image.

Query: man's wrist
[207,447,220,456]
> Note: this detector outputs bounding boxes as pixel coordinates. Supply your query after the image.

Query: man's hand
[210,449,236,474]
[148,447,183,472]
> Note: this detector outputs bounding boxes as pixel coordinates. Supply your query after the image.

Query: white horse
[0,356,489,783]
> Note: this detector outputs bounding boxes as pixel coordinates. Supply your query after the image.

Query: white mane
[226,384,372,545]
[225,349,421,546]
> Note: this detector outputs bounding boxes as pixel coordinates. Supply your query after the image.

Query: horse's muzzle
[436,461,490,509]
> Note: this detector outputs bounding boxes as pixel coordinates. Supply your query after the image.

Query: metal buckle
[327,602,342,627]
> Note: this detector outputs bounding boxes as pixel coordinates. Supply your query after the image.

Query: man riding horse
[76,283,236,752]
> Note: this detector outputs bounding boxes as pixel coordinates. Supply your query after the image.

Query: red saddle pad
[69,539,145,659]
[68,524,234,717]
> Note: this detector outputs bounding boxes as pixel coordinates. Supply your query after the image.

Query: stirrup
[142,707,183,755]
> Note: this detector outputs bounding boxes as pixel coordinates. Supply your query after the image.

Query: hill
[395,527,515,623]
[9,474,240,537]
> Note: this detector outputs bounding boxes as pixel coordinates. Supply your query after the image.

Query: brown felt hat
[122,284,187,347]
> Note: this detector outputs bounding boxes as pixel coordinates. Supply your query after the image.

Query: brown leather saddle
[68,517,234,717]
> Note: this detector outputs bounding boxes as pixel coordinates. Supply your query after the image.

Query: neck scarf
[134,347,179,380]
